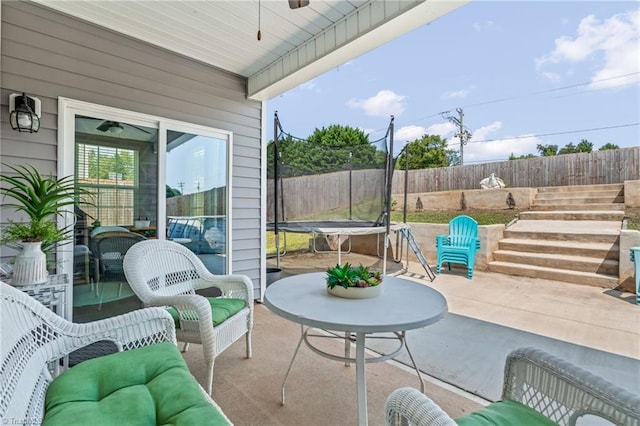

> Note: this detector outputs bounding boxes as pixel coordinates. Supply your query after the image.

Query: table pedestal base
[280,325,425,426]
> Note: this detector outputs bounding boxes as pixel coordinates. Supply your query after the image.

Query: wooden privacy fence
[266,147,639,220]
[267,169,386,222]
[392,146,639,193]
[166,187,226,217]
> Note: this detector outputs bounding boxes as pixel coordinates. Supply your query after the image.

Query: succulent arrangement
[325,263,382,289]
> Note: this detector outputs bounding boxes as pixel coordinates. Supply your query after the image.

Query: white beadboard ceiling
[34,0,469,100]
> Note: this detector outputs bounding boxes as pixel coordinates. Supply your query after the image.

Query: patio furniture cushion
[166,297,246,327]
[43,342,228,426]
[455,400,557,426]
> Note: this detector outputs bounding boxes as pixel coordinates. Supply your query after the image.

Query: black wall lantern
[9,92,41,133]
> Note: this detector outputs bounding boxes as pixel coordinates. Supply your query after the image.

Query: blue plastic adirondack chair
[631,247,640,305]
[436,215,480,279]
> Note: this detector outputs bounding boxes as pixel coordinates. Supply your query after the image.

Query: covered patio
[2,1,638,425]
[191,252,640,424]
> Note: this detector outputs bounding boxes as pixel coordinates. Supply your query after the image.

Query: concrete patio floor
[267,251,640,397]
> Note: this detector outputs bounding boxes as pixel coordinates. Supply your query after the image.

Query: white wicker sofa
[385,347,639,426]
[0,282,232,425]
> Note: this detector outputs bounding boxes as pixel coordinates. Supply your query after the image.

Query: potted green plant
[0,164,88,285]
[325,263,382,299]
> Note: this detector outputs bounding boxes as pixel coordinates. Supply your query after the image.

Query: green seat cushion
[166,297,246,327]
[43,342,229,426]
[456,400,558,426]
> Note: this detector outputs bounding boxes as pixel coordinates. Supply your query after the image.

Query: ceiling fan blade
[289,0,309,9]
[96,121,113,132]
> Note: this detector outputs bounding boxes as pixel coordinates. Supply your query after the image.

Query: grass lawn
[267,207,640,256]
[266,231,313,256]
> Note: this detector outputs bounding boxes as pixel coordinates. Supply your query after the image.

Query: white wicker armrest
[503,347,640,426]
[1,284,178,422]
[195,273,254,301]
[65,307,177,353]
[385,387,457,426]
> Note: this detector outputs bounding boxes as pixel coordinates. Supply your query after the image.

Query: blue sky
[267,1,639,164]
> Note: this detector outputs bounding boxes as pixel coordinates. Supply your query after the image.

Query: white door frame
[58,98,233,317]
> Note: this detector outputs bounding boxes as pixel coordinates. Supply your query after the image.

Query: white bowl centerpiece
[325,263,383,299]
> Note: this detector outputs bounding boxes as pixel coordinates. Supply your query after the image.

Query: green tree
[267,125,384,178]
[166,185,181,198]
[536,144,558,157]
[395,135,451,169]
[575,139,593,153]
[599,143,619,151]
[509,152,536,160]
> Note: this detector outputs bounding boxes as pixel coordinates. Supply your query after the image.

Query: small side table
[18,274,70,320]
[14,274,70,376]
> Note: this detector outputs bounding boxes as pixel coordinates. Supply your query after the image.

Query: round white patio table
[264,272,448,426]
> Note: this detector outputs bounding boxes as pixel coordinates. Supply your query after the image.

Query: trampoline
[267,113,436,280]
[268,113,402,273]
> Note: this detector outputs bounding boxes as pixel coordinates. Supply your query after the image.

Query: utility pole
[445,108,472,165]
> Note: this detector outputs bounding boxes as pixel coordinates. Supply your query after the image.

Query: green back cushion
[166,297,245,327]
[456,400,558,426]
[43,342,229,426]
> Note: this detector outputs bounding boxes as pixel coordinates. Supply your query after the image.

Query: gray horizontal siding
[1,2,264,294]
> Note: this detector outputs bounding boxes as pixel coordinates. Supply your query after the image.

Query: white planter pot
[12,242,48,286]
[327,282,382,299]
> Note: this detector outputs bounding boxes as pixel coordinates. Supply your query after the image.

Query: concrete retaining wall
[393,188,536,212]
[625,180,640,208]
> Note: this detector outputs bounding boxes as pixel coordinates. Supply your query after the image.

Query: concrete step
[487,261,619,288]
[504,220,621,244]
[519,211,625,221]
[498,238,619,259]
[492,250,619,275]
[537,183,624,193]
[533,196,625,205]
[531,204,625,211]
[536,188,624,199]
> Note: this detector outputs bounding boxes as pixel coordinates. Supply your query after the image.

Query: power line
[374,72,640,135]
[461,72,639,110]
[466,122,639,145]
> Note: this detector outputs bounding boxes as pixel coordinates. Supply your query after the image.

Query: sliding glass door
[164,127,230,275]
[60,99,232,322]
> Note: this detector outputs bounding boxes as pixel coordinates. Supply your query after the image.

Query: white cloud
[394,125,427,144]
[469,134,542,163]
[426,122,457,141]
[460,121,541,163]
[537,9,640,89]
[470,121,502,143]
[473,20,496,32]
[444,89,469,99]
[347,90,406,117]
[299,78,321,93]
[393,122,459,146]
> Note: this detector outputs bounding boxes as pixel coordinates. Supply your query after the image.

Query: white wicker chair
[0,282,177,422]
[123,239,253,394]
[385,347,640,426]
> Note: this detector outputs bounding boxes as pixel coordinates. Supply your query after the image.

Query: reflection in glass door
[165,130,228,275]
[73,115,158,322]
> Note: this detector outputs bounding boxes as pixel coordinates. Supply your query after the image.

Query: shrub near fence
[392,146,639,193]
